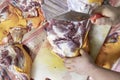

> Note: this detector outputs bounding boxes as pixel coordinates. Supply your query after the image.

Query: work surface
[31,24,110,80]
[31,0,112,79]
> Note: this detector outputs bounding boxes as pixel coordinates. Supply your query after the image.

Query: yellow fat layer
[0,4,27,43]
[14,44,32,77]
[97,36,120,69]
[0,3,45,44]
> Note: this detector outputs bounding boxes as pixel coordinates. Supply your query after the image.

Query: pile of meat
[0,0,44,80]
[0,0,44,44]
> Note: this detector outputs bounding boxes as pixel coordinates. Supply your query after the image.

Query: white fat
[67,0,91,13]
[58,42,74,57]
[67,0,99,13]
[0,13,8,22]
[47,32,58,47]
[47,20,86,57]
[53,41,77,57]
[53,47,65,57]
[0,46,16,60]
[52,25,67,38]
[9,65,28,80]
[8,46,24,70]
[75,27,82,37]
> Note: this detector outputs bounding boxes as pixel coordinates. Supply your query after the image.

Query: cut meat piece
[9,0,41,17]
[0,44,32,80]
[46,19,88,57]
[0,3,27,44]
[0,45,24,68]
[0,65,28,80]
[0,1,45,44]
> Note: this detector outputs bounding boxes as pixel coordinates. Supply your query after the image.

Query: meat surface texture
[0,44,30,80]
[46,19,88,57]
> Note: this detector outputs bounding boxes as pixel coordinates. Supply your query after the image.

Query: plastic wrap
[67,0,103,13]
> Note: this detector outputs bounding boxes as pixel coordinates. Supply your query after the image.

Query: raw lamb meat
[46,19,88,57]
[0,44,32,80]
